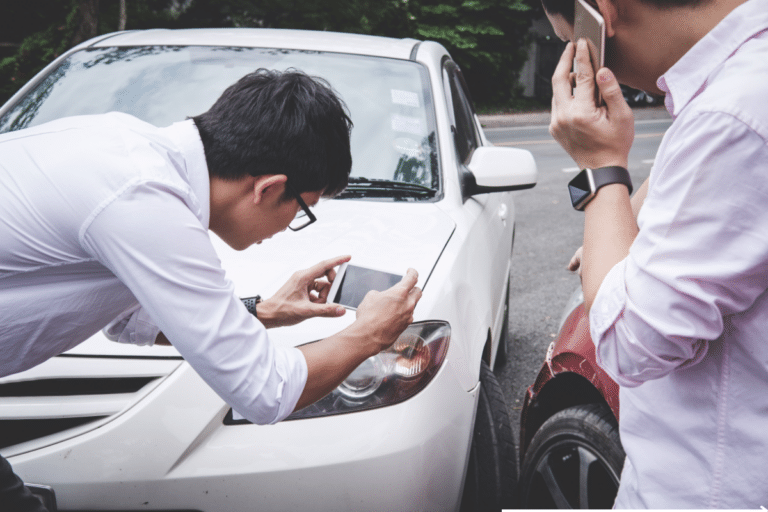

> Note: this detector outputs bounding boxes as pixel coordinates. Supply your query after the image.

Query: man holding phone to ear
[541,0,768,507]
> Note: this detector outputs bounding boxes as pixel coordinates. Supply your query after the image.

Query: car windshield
[0,46,439,194]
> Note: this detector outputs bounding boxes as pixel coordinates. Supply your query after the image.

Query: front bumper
[10,360,477,511]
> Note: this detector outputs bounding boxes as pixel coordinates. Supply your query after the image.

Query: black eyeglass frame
[285,181,317,231]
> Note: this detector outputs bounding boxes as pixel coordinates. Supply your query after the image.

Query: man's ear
[252,174,288,205]
[594,0,619,37]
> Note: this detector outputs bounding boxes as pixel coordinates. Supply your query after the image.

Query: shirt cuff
[268,345,309,424]
[102,304,161,347]
[589,259,708,387]
[231,345,308,425]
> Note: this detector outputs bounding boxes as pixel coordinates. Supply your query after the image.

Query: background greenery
[0,0,543,110]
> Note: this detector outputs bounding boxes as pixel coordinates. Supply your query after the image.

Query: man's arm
[567,177,648,274]
[294,269,421,410]
[549,40,637,313]
[156,265,421,412]
[630,177,649,219]
[255,255,349,328]
[151,256,351,345]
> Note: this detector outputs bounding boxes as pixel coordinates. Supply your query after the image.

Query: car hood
[68,199,455,357]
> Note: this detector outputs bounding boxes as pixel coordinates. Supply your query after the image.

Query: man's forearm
[294,322,379,411]
[582,184,638,313]
[631,177,649,219]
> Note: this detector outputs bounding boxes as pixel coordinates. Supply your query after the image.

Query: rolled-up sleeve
[82,180,307,425]
[589,111,768,387]
[103,304,161,347]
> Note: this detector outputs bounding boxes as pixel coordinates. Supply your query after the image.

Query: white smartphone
[327,262,404,310]
[574,0,606,105]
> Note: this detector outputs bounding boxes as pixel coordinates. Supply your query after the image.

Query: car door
[443,61,512,357]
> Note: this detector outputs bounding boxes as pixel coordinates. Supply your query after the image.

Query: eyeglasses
[285,181,317,231]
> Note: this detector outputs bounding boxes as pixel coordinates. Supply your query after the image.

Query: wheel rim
[527,438,620,509]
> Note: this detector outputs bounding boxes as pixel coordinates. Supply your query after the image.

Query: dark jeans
[0,454,48,512]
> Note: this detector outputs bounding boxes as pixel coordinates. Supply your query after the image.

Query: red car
[517,289,625,509]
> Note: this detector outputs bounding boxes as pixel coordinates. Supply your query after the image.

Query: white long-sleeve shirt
[589,0,768,507]
[0,113,307,425]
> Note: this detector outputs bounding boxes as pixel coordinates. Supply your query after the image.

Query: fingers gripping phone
[327,262,404,310]
[574,0,606,105]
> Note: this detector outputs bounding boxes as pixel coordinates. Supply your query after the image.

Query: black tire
[461,361,518,511]
[518,403,625,509]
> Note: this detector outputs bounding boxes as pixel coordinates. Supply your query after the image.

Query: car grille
[0,355,182,456]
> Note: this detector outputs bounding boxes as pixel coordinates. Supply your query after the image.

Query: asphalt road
[482,112,674,451]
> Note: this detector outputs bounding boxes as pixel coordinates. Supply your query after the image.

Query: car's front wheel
[460,361,517,511]
[518,403,625,509]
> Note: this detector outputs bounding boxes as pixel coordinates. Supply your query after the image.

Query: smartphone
[327,262,403,310]
[573,0,605,105]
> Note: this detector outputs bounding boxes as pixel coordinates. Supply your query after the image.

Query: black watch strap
[242,295,262,317]
[591,166,633,195]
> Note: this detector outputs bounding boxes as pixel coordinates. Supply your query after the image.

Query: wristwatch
[241,295,262,317]
[568,166,633,211]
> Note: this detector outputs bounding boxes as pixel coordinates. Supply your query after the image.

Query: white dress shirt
[589,0,768,507]
[0,113,307,425]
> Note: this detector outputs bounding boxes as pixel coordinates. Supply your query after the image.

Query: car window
[0,46,440,193]
[443,61,480,164]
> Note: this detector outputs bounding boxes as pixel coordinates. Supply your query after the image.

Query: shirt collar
[162,119,211,229]
[657,0,768,118]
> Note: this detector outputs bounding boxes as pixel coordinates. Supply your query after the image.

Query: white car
[0,29,537,511]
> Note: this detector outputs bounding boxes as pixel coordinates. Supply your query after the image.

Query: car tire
[460,361,518,511]
[517,403,624,509]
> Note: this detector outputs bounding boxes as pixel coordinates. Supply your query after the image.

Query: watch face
[568,171,592,208]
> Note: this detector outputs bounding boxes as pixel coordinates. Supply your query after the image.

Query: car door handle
[497,203,508,221]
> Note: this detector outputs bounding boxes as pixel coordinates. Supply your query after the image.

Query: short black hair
[542,0,708,24]
[193,68,352,198]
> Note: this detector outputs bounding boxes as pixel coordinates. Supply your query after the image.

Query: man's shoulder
[4,112,150,136]
[58,113,193,185]
[692,36,768,139]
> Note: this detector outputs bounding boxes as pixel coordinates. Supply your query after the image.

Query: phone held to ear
[574,0,606,106]
[328,262,404,310]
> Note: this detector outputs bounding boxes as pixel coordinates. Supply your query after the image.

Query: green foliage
[0,1,80,103]
[0,0,540,108]
[407,0,534,106]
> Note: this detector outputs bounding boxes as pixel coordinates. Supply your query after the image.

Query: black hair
[193,68,352,198]
[542,0,708,24]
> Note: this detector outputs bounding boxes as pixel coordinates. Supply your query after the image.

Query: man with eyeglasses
[0,69,421,511]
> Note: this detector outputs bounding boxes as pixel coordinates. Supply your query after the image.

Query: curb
[478,105,671,128]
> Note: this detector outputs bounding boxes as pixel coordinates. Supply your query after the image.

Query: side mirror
[464,146,537,197]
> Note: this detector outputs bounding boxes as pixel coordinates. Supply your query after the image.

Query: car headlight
[286,321,450,420]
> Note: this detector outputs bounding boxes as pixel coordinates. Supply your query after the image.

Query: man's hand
[550,39,634,170]
[568,246,584,275]
[294,268,422,411]
[353,268,422,353]
[257,255,350,328]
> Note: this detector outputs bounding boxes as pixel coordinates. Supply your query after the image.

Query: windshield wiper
[336,178,436,200]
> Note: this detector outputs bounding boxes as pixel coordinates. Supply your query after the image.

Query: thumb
[596,68,626,110]
[313,302,347,318]
[395,268,419,292]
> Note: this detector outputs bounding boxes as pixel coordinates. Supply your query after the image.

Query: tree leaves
[0,0,540,109]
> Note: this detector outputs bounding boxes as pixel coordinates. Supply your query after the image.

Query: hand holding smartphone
[573,0,606,105]
[327,262,404,310]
